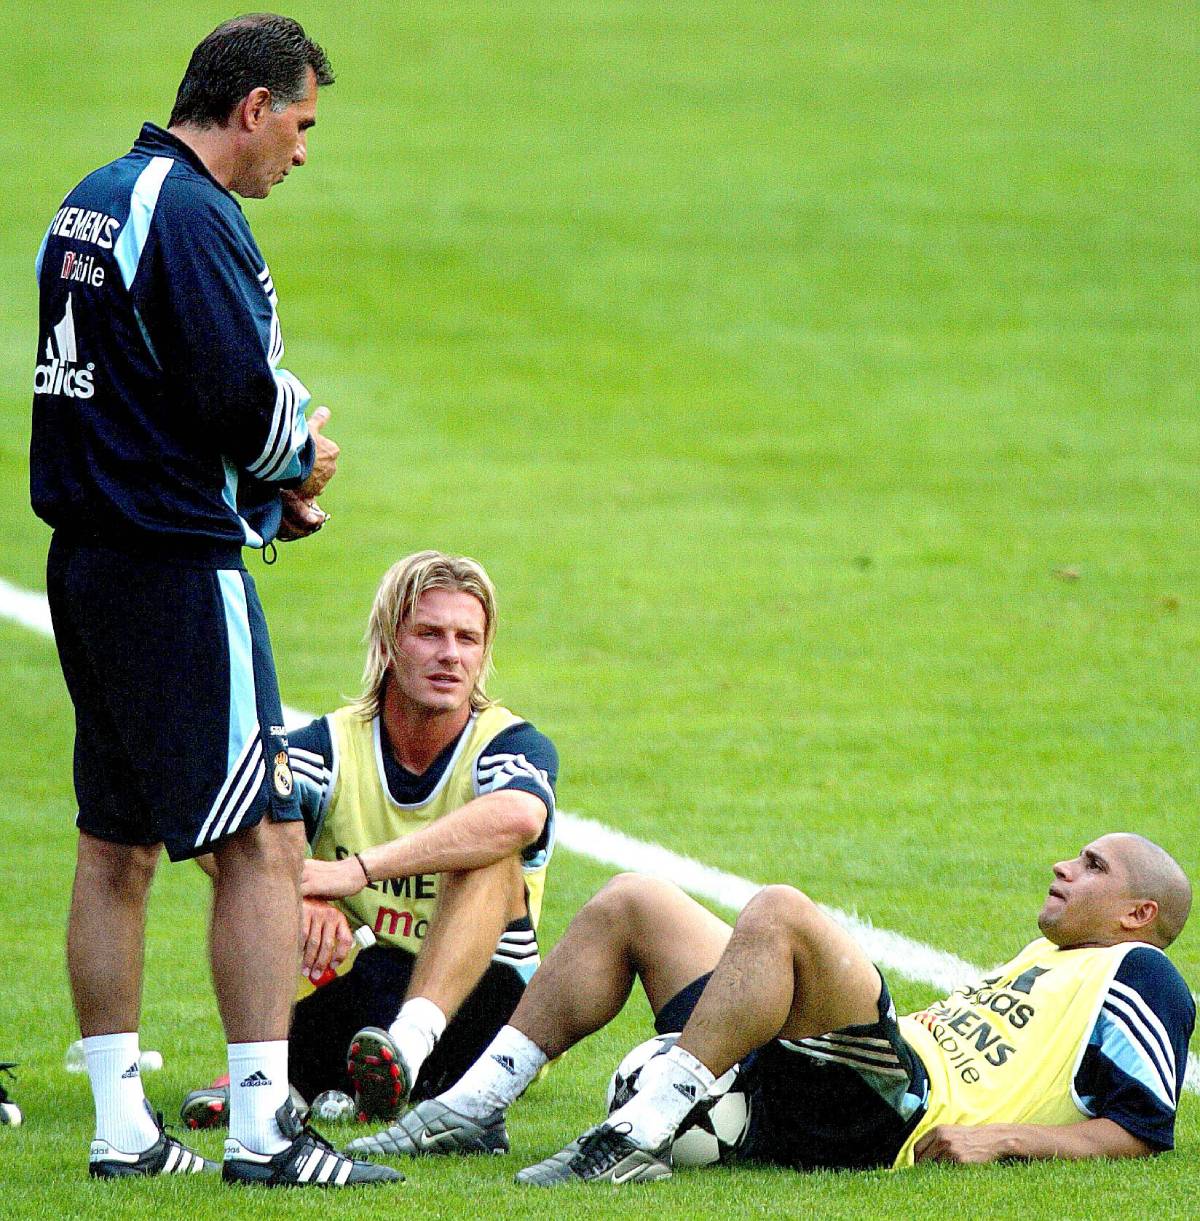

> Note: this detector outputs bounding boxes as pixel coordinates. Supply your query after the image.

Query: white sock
[439,1025,548,1118]
[84,1032,159,1153]
[607,1043,716,1150]
[386,997,447,1085]
[227,1040,290,1155]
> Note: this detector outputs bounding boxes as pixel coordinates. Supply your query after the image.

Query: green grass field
[0,1,1196,1216]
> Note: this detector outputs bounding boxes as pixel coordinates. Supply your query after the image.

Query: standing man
[31,15,397,1188]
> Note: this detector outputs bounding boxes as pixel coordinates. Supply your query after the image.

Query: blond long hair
[352,550,498,721]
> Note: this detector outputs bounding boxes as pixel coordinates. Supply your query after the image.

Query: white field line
[4,574,1196,1094]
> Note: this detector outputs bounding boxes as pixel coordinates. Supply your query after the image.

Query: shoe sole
[346,1030,409,1122]
[181,1096,227,1130]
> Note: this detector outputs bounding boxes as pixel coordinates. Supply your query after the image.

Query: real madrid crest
[273,750,294,798]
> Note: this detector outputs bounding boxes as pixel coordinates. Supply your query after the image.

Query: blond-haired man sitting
[188,551,556,1138]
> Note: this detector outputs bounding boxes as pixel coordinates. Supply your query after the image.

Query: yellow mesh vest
[895,938,1139,1166]
[311,704,550,955]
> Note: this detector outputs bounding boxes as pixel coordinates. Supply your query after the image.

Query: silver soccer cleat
[516,1123,672,1187]
[346,1098,509,1158]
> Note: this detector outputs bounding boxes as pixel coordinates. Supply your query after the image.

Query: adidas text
[33,358,94,399]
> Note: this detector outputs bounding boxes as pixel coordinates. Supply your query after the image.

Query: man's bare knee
[440,854,526,920]
[738,884,821,942]
[589,872,684,923]
[212,817,304,881]
[76,834,160,894]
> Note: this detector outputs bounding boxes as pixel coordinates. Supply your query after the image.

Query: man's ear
[236,86,273,132]
[1120,898,1159,934]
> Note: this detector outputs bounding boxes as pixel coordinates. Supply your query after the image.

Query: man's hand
[302,854,369,900]
[277,406,339,541]
[301,898,354,980]
[914,1125,1016,1164]
[277,488,329,540]
[297,405,339,499]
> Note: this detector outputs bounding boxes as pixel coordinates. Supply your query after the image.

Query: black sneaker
[517,1122,671,1187]
[346,1027,412,1122]
[89,1102,216,1178]
[222,1097,402,1187]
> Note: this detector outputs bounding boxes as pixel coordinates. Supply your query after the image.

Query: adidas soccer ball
[606,1033,751,1166]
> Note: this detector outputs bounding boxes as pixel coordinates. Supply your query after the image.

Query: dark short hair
[168,13,333,128]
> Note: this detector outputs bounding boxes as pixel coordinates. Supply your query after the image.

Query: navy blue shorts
[656,971,929,1171]
[47,535,301,861]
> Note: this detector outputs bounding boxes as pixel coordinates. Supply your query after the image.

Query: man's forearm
[302,791,546,900]
[996,1118,1154,1161]
[914,1118,1155,1164]
[360,792,544,880]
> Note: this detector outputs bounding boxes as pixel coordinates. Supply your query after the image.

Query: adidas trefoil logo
[120,1061,140,1079]
[672,1081,698,1102]
[240,1070,272,1088]
[491,1054,517,1076]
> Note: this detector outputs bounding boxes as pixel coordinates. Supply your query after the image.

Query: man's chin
[1037,911,1069,946]
[421,692,467,714]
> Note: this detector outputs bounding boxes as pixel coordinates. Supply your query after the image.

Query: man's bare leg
[591,884,883,1161]
[210,817,305,1153]
[372,855,529,1091]
[407,855,527,1014]
[678,884,882,1076]
[512,873,732,1058]
[346,874,733,1155]
[441,874,730,1110]
[68,833,160,1035]
[68,832,163,1150]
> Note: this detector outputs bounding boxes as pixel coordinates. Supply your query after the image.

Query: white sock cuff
[663,1042,717,1090]
[83,1032,140,1056]
[227,1039,289,1060]
[397,996,448,1040]
[492,1025,549,1069]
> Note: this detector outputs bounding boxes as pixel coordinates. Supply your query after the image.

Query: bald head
[1109,833,1192,948]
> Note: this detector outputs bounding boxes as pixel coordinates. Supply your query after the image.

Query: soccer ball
[606,1033,751,1166]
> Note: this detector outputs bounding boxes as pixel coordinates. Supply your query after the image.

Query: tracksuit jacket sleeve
[141,188,315,486]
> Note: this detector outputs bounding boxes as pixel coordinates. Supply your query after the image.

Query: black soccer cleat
[346,1027,412,1122]
[222,1097,402,1188]
[89,1102,216,1178]
[517,1122,672,1186]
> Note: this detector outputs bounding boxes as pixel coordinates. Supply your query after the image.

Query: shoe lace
[570,1123,635,1176]
[302,1123,346,1160]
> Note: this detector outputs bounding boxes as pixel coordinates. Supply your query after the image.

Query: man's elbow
[502,801,547,853]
